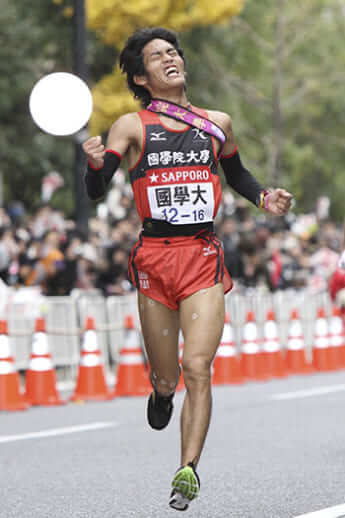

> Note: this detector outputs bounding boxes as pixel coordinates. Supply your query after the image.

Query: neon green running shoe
[169,462,200,511]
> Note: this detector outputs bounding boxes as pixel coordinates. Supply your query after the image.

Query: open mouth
[165,66,179,77]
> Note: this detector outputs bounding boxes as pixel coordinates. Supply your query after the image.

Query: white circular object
[29,72,93,136]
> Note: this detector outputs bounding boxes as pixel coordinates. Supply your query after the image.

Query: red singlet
[127,107,232,308]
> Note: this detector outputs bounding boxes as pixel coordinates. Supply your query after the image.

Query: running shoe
[169,462,200,511]
[147,390,174,430]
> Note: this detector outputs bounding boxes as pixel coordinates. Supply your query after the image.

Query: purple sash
[147,98,226,149]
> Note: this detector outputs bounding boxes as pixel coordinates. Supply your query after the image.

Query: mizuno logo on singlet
[150,131,167,141]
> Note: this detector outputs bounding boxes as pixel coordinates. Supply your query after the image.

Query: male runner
[82,27,292,511]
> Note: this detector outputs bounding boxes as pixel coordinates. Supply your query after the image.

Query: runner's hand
[265,188,293,216]
[82,136,105,169]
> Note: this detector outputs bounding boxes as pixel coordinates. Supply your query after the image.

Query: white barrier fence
[3,288,333,380]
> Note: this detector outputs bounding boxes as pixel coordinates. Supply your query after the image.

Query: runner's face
[140,39,185,93]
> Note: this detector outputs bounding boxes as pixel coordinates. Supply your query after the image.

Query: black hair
[119,27,185,107]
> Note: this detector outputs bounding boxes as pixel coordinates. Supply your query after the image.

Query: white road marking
[271,384,345,401]
[295,502,345,517]
[0,421,117,444]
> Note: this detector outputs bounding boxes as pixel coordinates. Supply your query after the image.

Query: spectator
[329,221,345,314]
[237,237,270,289]
[218,217,242,279]
[44,234,82,295]
[97,245,131,296]
[0,197,343,297]
[24,230,64,293]
[74,242,100,290]
[309,234,339,292]
[0,208,11,228]
[278,235,309,290]
[329,267,345,314]
[0,227,19,283]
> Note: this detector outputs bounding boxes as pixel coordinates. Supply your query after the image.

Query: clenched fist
[265,188,293,216]
[82,136,105,169]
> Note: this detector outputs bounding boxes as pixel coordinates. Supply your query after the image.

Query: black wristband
[84,150,122,200]
[220,150,264,207]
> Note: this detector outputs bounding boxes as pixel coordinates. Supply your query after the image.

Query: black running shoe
[147,390,174,430]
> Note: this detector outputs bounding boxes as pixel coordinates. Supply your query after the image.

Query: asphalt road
[2,371,345,518]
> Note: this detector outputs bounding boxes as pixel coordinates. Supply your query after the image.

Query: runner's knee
[150,367,181,396]
[182,355,212,385]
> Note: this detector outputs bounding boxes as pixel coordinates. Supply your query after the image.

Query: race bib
[146,166,215,224]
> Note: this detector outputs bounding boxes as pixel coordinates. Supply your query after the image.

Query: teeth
[166,67,178,76]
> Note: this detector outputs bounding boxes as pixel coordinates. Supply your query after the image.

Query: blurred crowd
[0,171,344,301]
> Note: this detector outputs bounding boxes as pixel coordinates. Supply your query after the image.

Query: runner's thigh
[137,291,180,376]
[179,283,225,363]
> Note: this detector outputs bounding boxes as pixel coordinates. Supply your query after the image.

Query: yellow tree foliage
[86,0,244,134]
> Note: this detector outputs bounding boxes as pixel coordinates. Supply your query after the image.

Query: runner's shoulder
[205,110,233,135]
[108,112,141,141]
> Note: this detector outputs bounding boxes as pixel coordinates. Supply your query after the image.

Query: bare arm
[82,113,140,200]
[83,113,138,168]
[106,113,140,159]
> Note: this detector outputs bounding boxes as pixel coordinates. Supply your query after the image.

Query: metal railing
[4,289,333,377]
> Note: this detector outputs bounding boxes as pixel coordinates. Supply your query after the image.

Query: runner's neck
[149,92,190,109]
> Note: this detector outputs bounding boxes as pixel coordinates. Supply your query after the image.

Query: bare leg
[137,292,180,396]
[179,283,225,467]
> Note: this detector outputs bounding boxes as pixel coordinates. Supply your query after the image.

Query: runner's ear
[134,75,148,87]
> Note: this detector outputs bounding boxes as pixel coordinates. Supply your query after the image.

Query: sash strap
[147,98,226,149]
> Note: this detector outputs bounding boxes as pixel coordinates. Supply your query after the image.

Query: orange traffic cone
[312,307,332,371]
[329,306,345,370]
[25,317,65,406]
[176,330,185,392]
[213,313,243,385]
[71,316,113,401]
[261,310,287,379]
[113,315,151,397]
[0,320,29,411]
[240,311,266,381]
[286,309,313,374]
